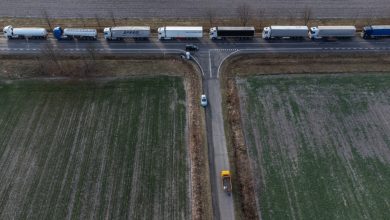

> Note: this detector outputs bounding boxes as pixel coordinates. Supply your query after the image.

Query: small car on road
[201,94,208,107]
[185,44,199,51]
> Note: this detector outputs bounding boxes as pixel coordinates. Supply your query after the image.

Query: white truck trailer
[53,27,97,40]
[158,26,203,40]
[3,25,48,39]
[104,26,150,40]
[309,26,356,39]
[262,26,308,39]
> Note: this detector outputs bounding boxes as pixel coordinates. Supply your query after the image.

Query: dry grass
[0,55,193,79]
[226,52,390,76]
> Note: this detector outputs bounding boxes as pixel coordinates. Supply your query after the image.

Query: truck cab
[158,27,164,40]
[3,26,12,38]
[309,27,319,39]
[209,27,218,40]
[103,27,111,40]
[262,27,271,39]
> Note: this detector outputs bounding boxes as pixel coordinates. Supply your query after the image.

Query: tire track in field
[89,93,124,220]
[41,97,81,219]
[1,93,48,219]
[78,97,113,220]
[22,95,67,219]
[65,100,97,220]
[51,97,85,218]
[127,91,148,219]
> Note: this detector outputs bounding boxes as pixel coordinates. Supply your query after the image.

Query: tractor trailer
[361,25,390,39]
[104,26,150,40]
[209,26,255,40]
[3,25,47,39]
[53,27,97,40]
[158,26,203,40]
[309,26,356,39]
[262,26,308,39]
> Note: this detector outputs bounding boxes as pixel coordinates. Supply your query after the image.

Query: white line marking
[217,50,240,78]
[209,51,212,78]
[190,55,205,77]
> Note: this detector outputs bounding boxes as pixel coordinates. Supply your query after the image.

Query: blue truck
[361,25,390,39]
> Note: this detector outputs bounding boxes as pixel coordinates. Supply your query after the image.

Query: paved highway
[1,36,390,220]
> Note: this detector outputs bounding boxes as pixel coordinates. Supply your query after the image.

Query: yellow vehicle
[221,170,232,195]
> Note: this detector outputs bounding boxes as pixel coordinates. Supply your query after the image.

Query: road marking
[190,55,205,76]
[209,51,212,78]
[216,50,240,78]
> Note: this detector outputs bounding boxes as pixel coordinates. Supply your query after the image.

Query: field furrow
[0,77,189,220]
[239,73,390,220]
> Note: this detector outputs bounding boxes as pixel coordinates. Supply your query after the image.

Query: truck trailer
[309,26,356,39]
[104,26,150,40]
[209,26,255,40]
[3,25,47,39]
[361,25,390,39]
[53,27,97,40]
[158,26,203,40]
[262,26,308,39]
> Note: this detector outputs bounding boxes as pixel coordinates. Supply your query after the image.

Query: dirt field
[219,53,390,219]
[0,77,191,219]
[236,74,390,219]
[0,0,389,19]
[0,56,211,219]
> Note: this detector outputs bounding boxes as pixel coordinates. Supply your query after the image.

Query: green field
[238,74,390,220]
[0,76,189,219]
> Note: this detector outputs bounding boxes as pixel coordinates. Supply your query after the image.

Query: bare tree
[95,14,102,31]
[256,7,265,29]
[302,6,312,25]
[205,8,216,27]
[364,6,374,26]
[82,43,99,77]
[287,9,295,25]
[236,3,252,26]
[40,44,63,76]
[42,9,52,30]
[109,11,117,26]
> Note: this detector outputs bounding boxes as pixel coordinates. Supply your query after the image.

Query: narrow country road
[204,78,235,220]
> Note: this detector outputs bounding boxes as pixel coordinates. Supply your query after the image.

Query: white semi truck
[3,25,48,39]
[309,26,356,39]
[262,26,308,39]
[158,26,203,40]
[104,26,150,40]
[53,27,97,40]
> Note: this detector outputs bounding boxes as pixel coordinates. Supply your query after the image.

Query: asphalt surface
[204,78,235,220]
[1,36,390,220]
[0,0,390,19]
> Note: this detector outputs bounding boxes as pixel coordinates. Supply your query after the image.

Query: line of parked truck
[3,25,390,40]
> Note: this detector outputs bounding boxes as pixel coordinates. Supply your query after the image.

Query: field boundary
[219,51,390,220]
[0,54,212,220]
